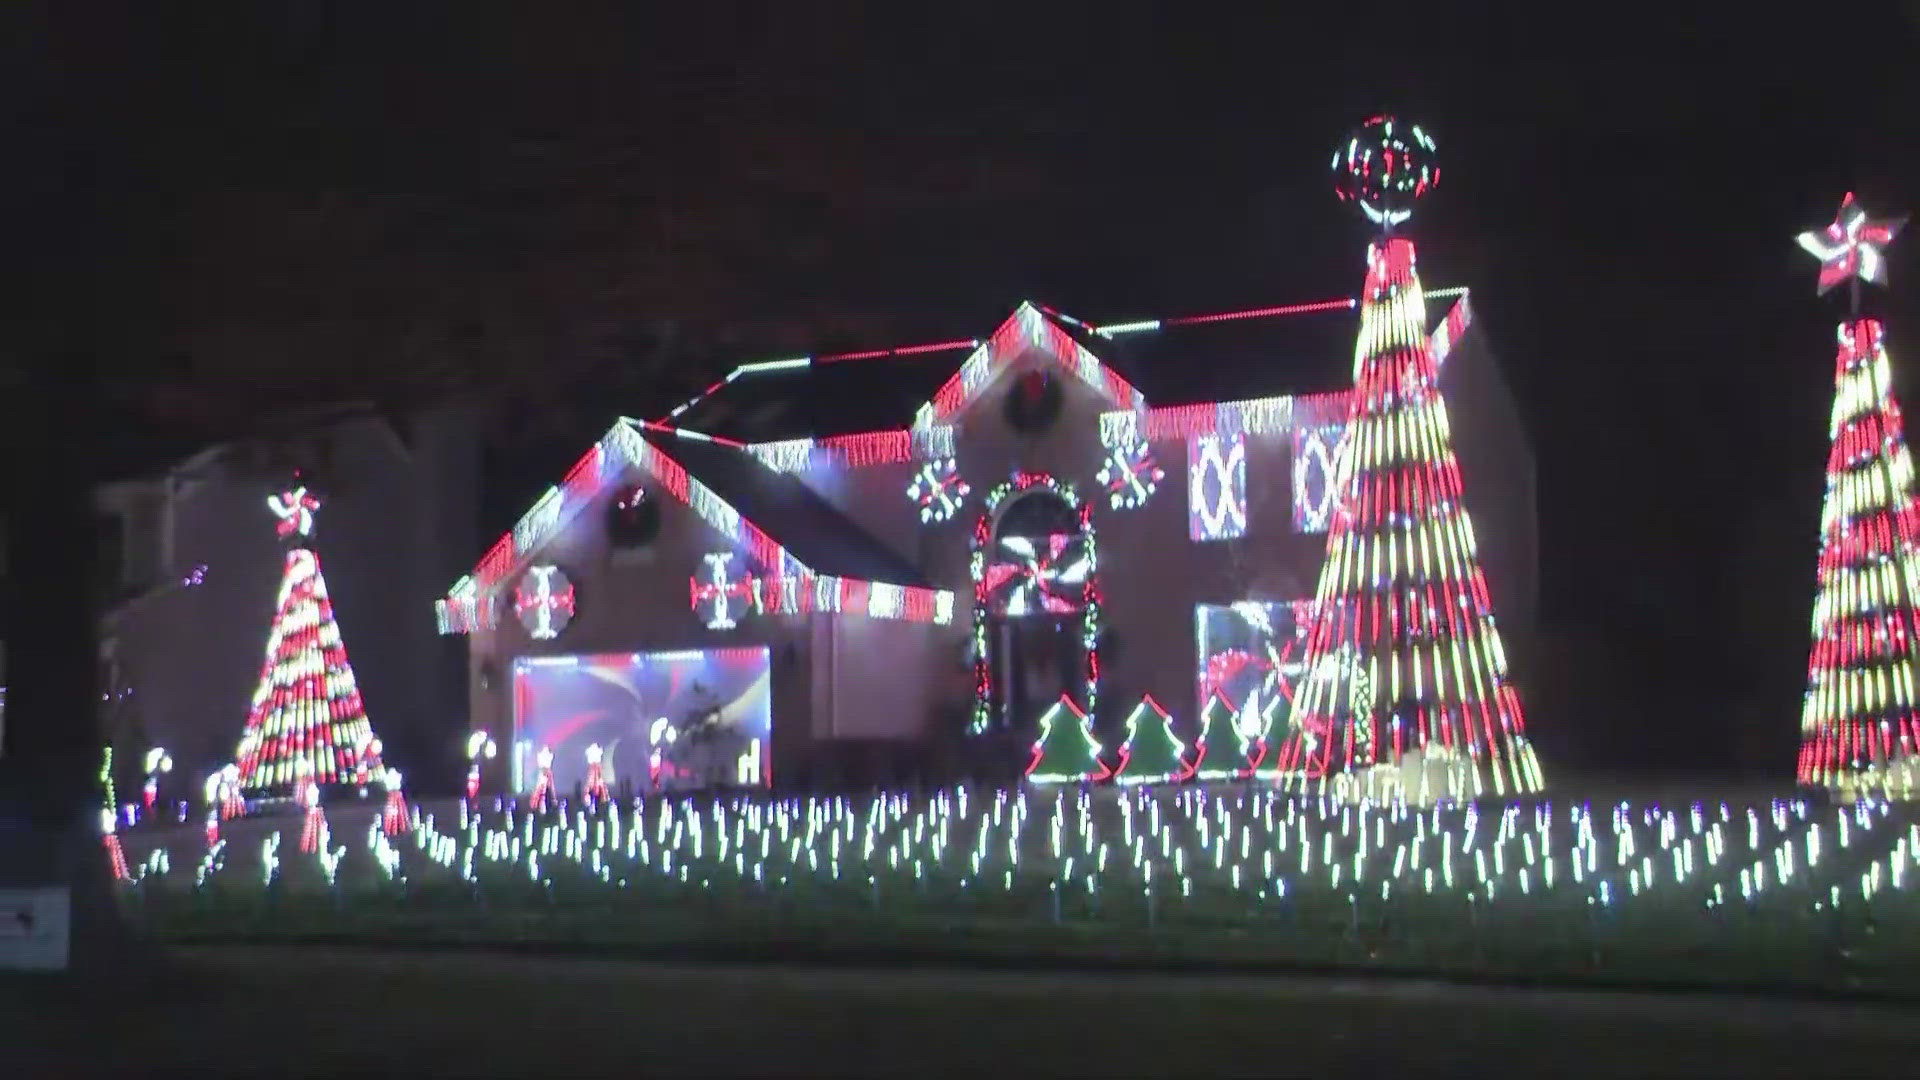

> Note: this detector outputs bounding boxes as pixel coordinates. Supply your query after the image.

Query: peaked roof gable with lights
[437,419,955,634]
[910,302,1148,431]
[438,293,1476,631]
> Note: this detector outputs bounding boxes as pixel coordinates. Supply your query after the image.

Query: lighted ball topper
[1797,191,1906,305]
[1331,115,1439,231]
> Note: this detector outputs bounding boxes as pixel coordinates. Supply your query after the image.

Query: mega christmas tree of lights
[232,483,386,799]
[1795,192,1918,798]
[1275,117,1543,803]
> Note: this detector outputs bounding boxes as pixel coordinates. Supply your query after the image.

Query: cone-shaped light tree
[1273,116,1544,802]
[1113,696,1193,785]
[232,482,386,799]
[1795,192,1919,799]
[1194,691,1254,780]
[1025,694,1111,784]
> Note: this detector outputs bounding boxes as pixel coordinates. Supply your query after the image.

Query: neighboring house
[436,285,1535,795]
[95,403,480,794]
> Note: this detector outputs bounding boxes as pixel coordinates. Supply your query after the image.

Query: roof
[676,347,968,443]
[669,290,1466,440]
[442,287,1477,627]
[641,429,930,586]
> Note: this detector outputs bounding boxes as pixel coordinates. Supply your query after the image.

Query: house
[437,260,1536,796]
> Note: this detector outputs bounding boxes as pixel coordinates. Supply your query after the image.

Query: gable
[913,303,1147,432]
[438,420,954,634]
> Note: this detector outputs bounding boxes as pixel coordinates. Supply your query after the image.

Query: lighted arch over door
[969,474,1102,735]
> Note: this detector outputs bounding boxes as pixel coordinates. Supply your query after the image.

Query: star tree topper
[1797,192,1906,297]
[268,485,321,538]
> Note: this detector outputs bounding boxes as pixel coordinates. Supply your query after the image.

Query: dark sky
[22,5,1920,778]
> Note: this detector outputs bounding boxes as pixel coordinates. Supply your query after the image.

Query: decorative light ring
[513,565,576,640]
[608,484,662,548]
[907,457,971,523]
[1097,436,1164,510]
[1003,370,1064,434]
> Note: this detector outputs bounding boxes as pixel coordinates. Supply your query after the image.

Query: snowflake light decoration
[907,458,970,523]
[513,564,576,640]
[1097,436,1164,510]
[1797,192,1907,297]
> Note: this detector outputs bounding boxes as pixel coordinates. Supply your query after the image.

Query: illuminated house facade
[437,283,1534,795]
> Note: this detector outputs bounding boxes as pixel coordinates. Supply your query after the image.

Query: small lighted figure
[217,764,244,821]
[530,745,556,812]
[142,747,173,817]
[100,807,130,883]
[381,768,410,837]
[296,761,327,855]
[1237,684,1268,744]
[201,771,224,846]
[359,737,387,793]
[735,738,763,787]
[466,730,497,802]
[648,717,680,788]
[584,743,609,803]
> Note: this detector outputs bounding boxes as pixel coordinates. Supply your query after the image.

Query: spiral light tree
[1794,192,1917,799]
[1274,116,1545,804]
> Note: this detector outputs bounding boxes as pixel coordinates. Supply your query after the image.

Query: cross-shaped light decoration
[690,552,760,629]
[1797,192,1907,300]
[513,564,576,640]
[268,486,321,539]
[1097,437,1164,510]
[907,458,971,523]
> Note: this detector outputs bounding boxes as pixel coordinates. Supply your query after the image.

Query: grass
[112,785,1920,1000]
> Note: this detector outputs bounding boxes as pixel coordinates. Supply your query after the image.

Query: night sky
[23,6,1920,780]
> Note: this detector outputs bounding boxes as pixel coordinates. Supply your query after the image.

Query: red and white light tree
[232,482,388,800]
[1273,117,1544,803]
[1795,193,1919,799]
